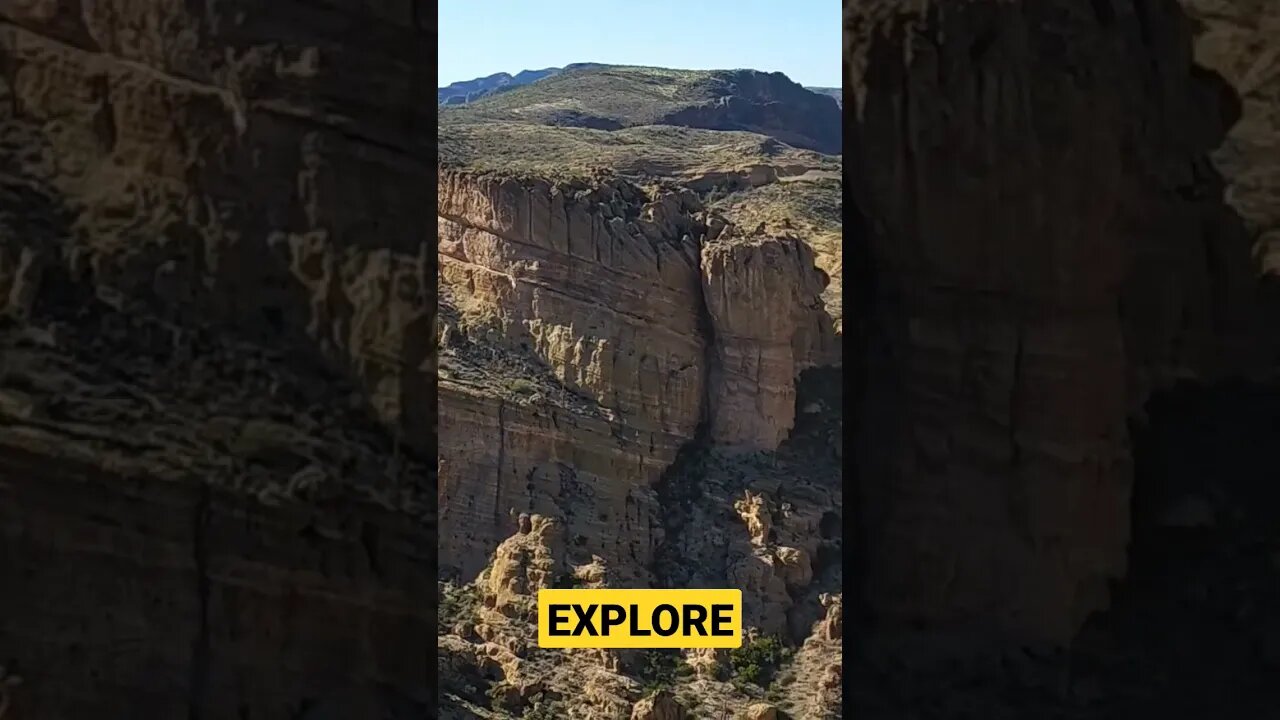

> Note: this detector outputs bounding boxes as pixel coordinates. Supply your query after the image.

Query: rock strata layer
[438,168,837,582]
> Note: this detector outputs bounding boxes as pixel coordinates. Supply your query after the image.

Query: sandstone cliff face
[702,234,837,448]
[0,1,433,716]
[437,168,837,583]
[438,170,708,440]
[848,0,1269,644]
[437,171,704,583]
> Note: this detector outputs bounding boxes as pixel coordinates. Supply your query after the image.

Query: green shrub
[638,649,682,694]
[523,693,570,720]
[729,635,789,688]
[486,682,516,711]
[439,582,479,630]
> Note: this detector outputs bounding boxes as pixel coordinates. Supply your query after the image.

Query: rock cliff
[437,66,843,718]
[849,0,1268,645]
[437,167,838,584]
[0,1,433,717]
[849,0,1280,716]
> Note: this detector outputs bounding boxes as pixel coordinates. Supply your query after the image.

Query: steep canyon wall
[848,0,1277,647]
[436,169,838,586]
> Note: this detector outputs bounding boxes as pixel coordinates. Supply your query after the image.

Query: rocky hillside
[437,66,844,719]
[805,87,842,107]
[437,64,603,105]
[440,64,844,112]
[848,0,1280,716]
[0,2,433,717]
[442,65,842,154]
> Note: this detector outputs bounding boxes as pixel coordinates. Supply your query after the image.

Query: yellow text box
[537,589,742,649]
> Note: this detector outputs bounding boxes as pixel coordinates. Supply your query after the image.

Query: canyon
[1,0,1278,718]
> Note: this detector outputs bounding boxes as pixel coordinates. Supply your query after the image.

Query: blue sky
[438,1,842,88]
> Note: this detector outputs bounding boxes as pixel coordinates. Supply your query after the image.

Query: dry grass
[712,177,844,325]
[439,121,836,181]
[442,66,739,128]
[712,177,840,232]
[439,64,841,180]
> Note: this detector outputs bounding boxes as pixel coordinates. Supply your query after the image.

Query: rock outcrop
[437,171,705,583]
[437,168,838,583]
[630,690,686,720]
[0,1,433,716]
[480,513,565,617]
[702,233,837,448]
[742,703,781,720]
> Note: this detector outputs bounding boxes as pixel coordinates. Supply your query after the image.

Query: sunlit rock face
[437,170,839,585]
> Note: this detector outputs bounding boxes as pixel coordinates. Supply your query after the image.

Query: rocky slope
[443,65,842,155]
[804,87,842,107]
[438,68,843,718]
[437,64,604,105]
[439,64,844,113]
[848,0,1280,716]
[0,2,433,717]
